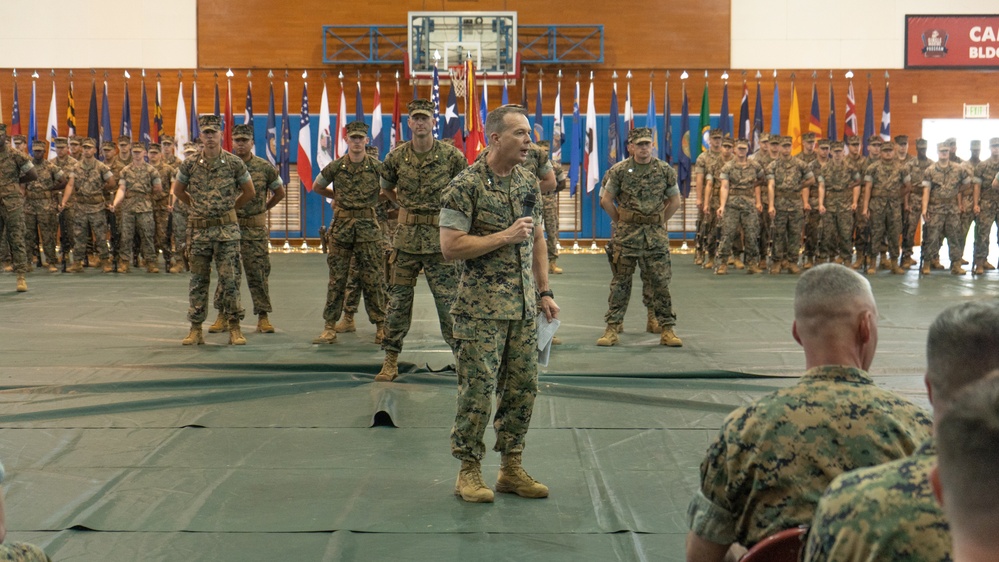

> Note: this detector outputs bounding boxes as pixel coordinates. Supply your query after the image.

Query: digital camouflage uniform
[51,152,79,260]
[542,159,566,264]
[152,160,176,265]
[107,150,132,260]
[817,159,859,263]
[688,365,932,550]
[602,156,680,327]
[0,143,35,274]
[864,159,910,265]
[922,161,971,268]
[802,441,950,562]
[176,148,250,324]
[903,157,933,264]
[439,159,542,462]
[847,152,871,260]
[750,148,775,261]
[768,156,812,265]
[716,159,763,264]
[973,156,999,269]
[24,157,63,266]
[68,156,113,265]
[957,159,978,263]
[214,154,281,316]
[380,140,468,353]
[117,159,162,266]
[703,154,735,261]
[342,198,395,317]
[694,150,721,259]
[318,153,387,327]
[797,151,821,261]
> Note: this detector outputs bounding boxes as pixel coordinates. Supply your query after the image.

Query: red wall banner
[906,15,999,69]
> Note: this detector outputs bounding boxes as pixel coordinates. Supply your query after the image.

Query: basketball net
[448,65,467,98]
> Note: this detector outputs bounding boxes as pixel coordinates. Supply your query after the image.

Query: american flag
[298,83,313,191]
[432,62,440,139]
[844,80,857,139]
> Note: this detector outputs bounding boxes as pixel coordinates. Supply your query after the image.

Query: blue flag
[646,84,658,155]
[678,86,692,198]
[737,83,750,142]
[28,81,37,145]
[265,83,277,166]
[862,84,874,156]
[608,84,620,164]
[879,84,890,141]
[139,82,150,147]
[770,81,780,135]
[533,83,543,143]
[663,83,672,163]
[355,81,364,121]
[87,81,100,142]
[568,81,581,196]
[753,82,764,150]
[280,82,291,185]
[502,79,509,105]
[719,83,730,136]
[827,83,837,143]
[244,83,254,124]
[431,65,440,138]
[120,83,131,138]
[189,83,200,141]
[10,83,20,137]
[442,85,463,149]
[100,82,112,146]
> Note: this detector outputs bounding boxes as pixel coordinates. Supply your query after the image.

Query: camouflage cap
[831,141,844,150]
[734,138,749,148]
[160,135,175,144]
[709,128,723,139]
[817,138,831,148]
[937,142,950,151]
[916,138,928,148]
[54,137,69,147]
[117,135,131,145]
[147,142,161,152]
[946,137,957,145]
[365,145,379,157]
[880,141,895,151]
[12,135,26,144]
[69,136,82,145]
[846,135,861,145]
[198,114,223,132]
[628,127,654,144]
[408,98,435,117]
[232,124,255,139]
[101,141,117,150]
[183,141,198,155]
[971,140,981,149]
[31,140,48,151]
[780,136,792,146]
[721,136,734,147]
[81,137,97,148]
[131,142,146,151]
[868,135,882,145]
[991,138,999,147]
[768,135,781,145]
[893,134,909,144]
[346,121,369,137]
[802,132,817,141]
[759,133,770,143]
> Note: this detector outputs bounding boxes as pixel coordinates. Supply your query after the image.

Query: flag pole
[320,71,327,233]
[300,69,311,253]
[571,70,580,254]
[589,71,599,254]
[282,69,291,253]
[266,69,274,252]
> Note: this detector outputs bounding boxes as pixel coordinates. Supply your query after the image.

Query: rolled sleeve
[665,183,680,198]
[439,208,471,232]
[687,488,738,545]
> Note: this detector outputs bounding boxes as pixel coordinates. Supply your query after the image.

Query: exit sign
[964,104,990,119]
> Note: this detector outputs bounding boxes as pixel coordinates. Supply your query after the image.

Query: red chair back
[740,527,808,562]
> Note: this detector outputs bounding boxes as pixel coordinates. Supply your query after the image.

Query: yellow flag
[787,83,802,155]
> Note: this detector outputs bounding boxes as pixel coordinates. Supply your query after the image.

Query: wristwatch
[539,290,554,299]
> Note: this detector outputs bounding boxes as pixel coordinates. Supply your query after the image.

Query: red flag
[844,80,857,139]
[391,78,401,151]
[223,78,234,152]
[464,59,485,163]
[335,80,347,158]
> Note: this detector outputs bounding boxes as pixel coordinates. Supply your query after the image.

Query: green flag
[697,83,710,160]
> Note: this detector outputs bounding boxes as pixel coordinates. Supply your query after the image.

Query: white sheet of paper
[535,313,560,367]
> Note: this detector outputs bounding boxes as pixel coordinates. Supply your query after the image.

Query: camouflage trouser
[344,241,392,315]
[772,202,804,263]
[173,211,189,263]
[0,224,8,263]
[382,250,458,353]
[758,210,772,262]
[60,206,75,254]
[119,211,156,264]
[0,198,29,273]
[717,197,760,262]
[25,210,58,264]
[323,240,386,325]
[853,209,871,257]
[153,208,170,255]
[700,202,722,259]
[974,199,999,266]
[925,206,963,266]
[450,315,537,462]
[694,207,705,255]
[72,208,109,263]
[604,250,676,327]
[902,206,920,260]
[188,238,243,324]
[214,238,272,316]
[822,207,855,262]
[543,193,560,261]
[802,205,821,259]
[958,209,975,260]
[0,542,50,561]
[868,197,902,261]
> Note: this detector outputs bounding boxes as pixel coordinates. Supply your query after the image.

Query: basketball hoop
[448,65,467,98]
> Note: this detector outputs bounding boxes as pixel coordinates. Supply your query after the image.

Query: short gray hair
[794,263,874,325]
[485,104,528,140]
[926,301,999,408]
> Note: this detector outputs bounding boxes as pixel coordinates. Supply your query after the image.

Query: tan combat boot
[787,261,802,274]
[46,261,58,272]
[732,257,745,270]
[375,351,399,382]
[182,323,204,345]
[257,314,275,333]
[850,254,866,270]
[334,312,356,333]
[974,264,985,275]
[117,259,129,273]
[645,309,661,334]
[596,324,621,346]
[951,264,967,275]
[714,263,728,275]
[921,262,931,275]
[374,323,386,344]
[496,453,548,498]
[803,256,814,270]
[67,261,84,273]
[455,460,494,503]
[146,262,160,274]
[312,322,337,344]
[890,262,906,275]
[931,259,945,270]
[660,327,683,347]
[228,321,247,345]
[548,260,563,274]
[169,261,185,273]
[769,261,781,275]
[702,257,714,269]
[208,313,228,333]
[693,251,704,266]
[102,258,114,273]
[15,274,27,293]
[865,257,876,275]
[986,261,996,270]
[746,262,763,274]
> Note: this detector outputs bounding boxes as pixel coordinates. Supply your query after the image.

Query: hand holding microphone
[514,193,537,246]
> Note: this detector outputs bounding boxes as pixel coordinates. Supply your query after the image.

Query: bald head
[926,301,999,413]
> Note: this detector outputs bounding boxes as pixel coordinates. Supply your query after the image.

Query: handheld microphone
[519,193,537,247]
